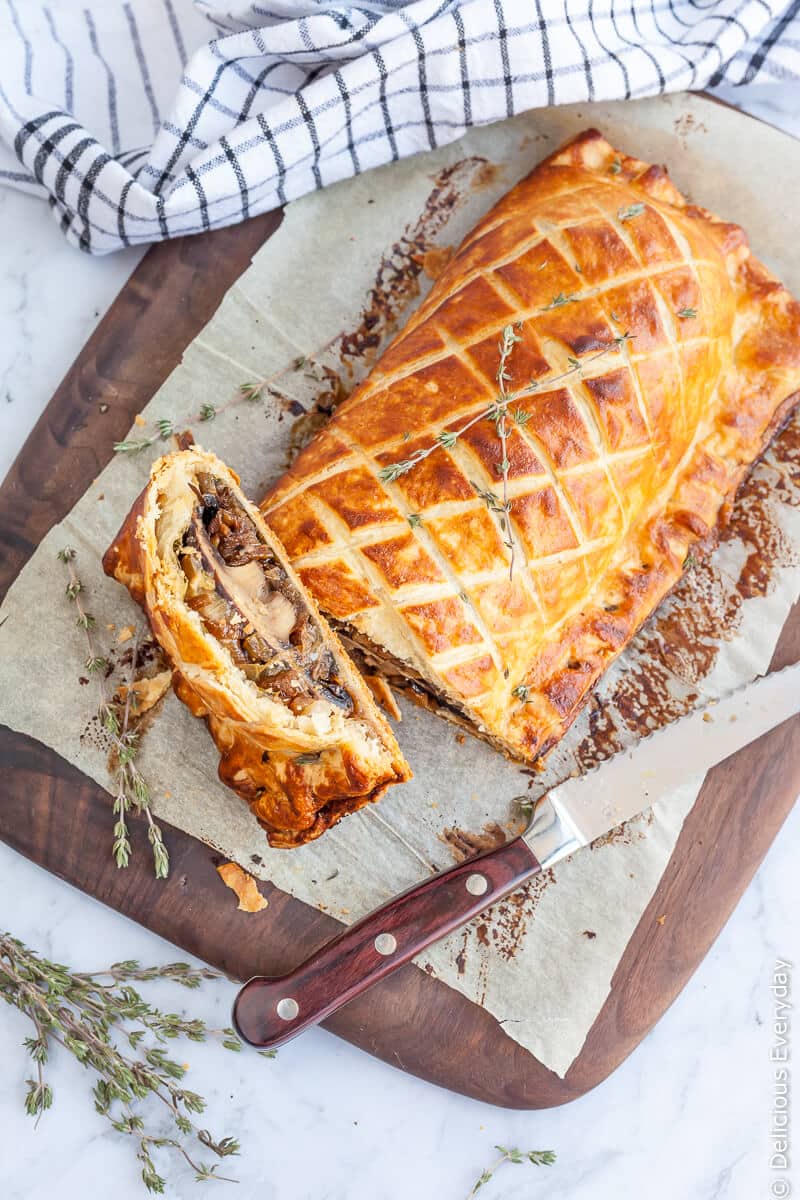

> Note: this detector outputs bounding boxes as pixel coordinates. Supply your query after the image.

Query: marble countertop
[1,87,798,1200]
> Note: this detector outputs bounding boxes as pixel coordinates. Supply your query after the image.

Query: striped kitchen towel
[1,0,798,254]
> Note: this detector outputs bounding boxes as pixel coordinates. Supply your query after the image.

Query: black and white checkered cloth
[1,0,798,254]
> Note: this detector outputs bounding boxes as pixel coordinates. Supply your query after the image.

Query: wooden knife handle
[232,836,540,1049]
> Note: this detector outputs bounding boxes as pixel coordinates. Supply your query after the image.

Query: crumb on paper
[363,673,401,721]
[729,713,738,722]
[117,669,172,715]
[582,930,597,939]
[456,733,465,744]
[117,624,135,644]
[441,821,506,862]
[216,862,269,912]
[703,712,713,723]
[422,244,454,281]
[134,414,147,427]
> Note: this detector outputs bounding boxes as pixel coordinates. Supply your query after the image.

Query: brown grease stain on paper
[450,868,556,977]
[440,812,555,969]
[488,871,557,963]
[338,155,495,369]
[572,416,800,774]
[590,808,654,851]
[286,157,494,461]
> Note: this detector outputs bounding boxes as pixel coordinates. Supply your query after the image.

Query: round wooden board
[1,211,798,1110]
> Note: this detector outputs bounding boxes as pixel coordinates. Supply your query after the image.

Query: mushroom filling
[180,473,353,716]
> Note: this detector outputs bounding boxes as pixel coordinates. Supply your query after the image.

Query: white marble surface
[1,88,799,1200]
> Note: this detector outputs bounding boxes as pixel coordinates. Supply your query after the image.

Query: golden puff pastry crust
[263,129,800,763]
[103,447,410,847]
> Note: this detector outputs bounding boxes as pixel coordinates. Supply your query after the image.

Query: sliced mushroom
[181,477,355,716]
[189,508,299,656]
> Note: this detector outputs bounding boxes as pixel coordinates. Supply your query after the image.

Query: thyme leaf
[239,381,264,402]
[541,292,579,310]
[617,203,645,223]
[114,420,174,455]
[467,1146,556,1197]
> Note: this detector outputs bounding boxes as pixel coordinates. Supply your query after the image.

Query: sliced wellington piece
[262,129,800,763]
[103,447,410,848]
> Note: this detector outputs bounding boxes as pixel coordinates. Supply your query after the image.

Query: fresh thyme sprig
[489,322,522,577]
[467,1145,556,1197]
[379,331,634,581]
[115,631,170,878]
[114,419,175,455]
[0,933,256,1192]
[115,334,342,456]
[379,333,633,488]
[58,548,168,878]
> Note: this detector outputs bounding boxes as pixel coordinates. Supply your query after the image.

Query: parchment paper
[2,94,799,1078]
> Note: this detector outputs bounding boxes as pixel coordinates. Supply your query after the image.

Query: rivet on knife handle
[232,837,540,1049]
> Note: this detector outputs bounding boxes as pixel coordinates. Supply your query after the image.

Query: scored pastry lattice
[264,133,749,756]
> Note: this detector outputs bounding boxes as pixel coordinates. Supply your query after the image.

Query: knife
[232,662,800,1049]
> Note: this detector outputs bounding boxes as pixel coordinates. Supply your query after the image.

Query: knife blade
[527,659,800,867]
[233,662,800,1049]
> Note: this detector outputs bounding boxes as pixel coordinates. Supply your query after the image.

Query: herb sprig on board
[58,548,168,878]
[0,934,258,1192]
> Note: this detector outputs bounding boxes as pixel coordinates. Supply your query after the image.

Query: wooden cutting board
[1,182,799,1112]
